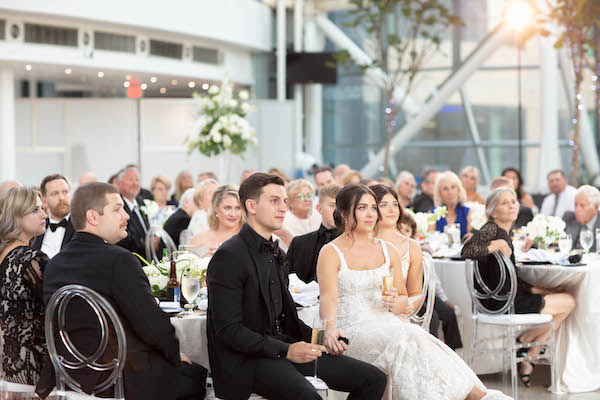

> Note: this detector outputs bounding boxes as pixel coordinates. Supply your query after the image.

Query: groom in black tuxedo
[288,184,341,283]
[115,165,150,258]
[207,173,386,400]
[33,174,75,258]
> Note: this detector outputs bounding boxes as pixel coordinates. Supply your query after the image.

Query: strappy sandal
[516,348,534,387]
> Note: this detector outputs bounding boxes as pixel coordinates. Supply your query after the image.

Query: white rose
[223,134,232,148]
[208,85,220,95]
[239,90,249,100]
[241,102,250,114]
[212,131,222,143]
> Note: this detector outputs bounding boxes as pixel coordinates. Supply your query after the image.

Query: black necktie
[261,239,279,254]
[49,219,68,232]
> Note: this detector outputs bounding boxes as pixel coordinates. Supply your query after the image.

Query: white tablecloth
[518,255,600,394]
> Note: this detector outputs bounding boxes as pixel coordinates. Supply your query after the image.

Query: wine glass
[558,233,572,255]
[306,315,328,390]
[580,230,593,254]
[180,276,200,316]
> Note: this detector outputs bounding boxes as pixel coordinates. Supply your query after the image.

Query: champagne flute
[382,276,394,304]
[558,233,572,255]
[580,230,593,254]
[181,276,200,316]
[306,315,328,390]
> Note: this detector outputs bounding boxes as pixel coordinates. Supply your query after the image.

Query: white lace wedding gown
[327,239,505,400]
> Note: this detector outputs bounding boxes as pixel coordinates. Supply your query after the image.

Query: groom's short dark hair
[71,182,119,231]
[239,173,285,214]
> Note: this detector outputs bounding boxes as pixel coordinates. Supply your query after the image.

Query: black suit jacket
[32,217,75,254]
[116,196,150,257]
[207,224,311,400]
[563,211,600,252]
[412,193,434,213]
[43,232,180,400]
[514,205,534,230]
[162,208,191,248]
[287,225,341,283]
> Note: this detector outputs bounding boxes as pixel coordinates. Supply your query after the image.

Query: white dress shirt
[540,185,577,219]
[41,215,69,259]
[123,197,148,233]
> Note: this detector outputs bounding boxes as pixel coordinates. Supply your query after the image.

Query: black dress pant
[429,296,463,351]
[176,363,207,400]
[251,354,387,400]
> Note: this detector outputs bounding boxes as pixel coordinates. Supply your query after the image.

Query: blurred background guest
[187,179,218,236]
[501,167,536,210]
[281,179,321,241]
[563,185,600,252]
[163,188,197,248]
[115,166,149,257]
[0,187,48,389]
[460,166,484,204]
[197,171,218,184]
[540,169,576,218]
[240,169,256,184]
[0,180,22,198]
[78,171,97,186]
[268,167,291,186]
[395,171,417,208]
[430,171,471,238]
[339,170,362,186]
[378,177,395,188]
[190,185,244,256]
[149,175,177,226]
[171,170,194,206]
[412,169,439,213]
[313,166,336,192]
[333,164,350,183]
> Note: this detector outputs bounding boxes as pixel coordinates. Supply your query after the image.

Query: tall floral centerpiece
[185,79,257,182]
[523,215,567,249]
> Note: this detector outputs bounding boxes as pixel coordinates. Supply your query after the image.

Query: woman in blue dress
[429,171,472,238]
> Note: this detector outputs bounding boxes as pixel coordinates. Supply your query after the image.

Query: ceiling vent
[193,46,222,65]
[149,39,182,59]
[94,31,136,53]
[24,23,77,47]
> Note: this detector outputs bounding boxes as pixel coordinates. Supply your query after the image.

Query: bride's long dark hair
[333,184,381,234]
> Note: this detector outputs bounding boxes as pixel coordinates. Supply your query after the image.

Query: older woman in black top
[462,188,576,387]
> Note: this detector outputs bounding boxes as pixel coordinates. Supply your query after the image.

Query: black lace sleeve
[22,248,48,301]
[461,222,499,259]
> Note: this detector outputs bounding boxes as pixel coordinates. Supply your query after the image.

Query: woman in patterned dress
[0,186,49,386]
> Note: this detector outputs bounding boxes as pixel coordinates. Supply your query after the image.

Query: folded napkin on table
[288,273,319,307]
[518,249,569,265]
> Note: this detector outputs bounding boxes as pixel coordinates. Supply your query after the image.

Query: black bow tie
[322,229,339,243]
[49,219,68,232]
[261,239,279,254]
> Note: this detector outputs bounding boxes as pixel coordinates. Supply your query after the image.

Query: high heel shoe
[517,348,534,387]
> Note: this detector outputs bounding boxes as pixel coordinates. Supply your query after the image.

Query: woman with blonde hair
[395,171,417,208]
[460,166,484,204]
[429,171,472,238]
[150,175,176,226]
[187,178,219,236]
[0,187,49,388]
[171,170,194,205]
[340,170,362,186]
[282,179,322,239]
[189,185,244,256]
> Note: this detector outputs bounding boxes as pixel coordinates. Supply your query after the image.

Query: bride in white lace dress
[317,184,512,400]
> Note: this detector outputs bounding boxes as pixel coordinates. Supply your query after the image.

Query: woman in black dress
[0,186,49,387]
[462,188,576,387]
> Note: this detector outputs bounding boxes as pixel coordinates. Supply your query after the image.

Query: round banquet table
[517,257,598,394]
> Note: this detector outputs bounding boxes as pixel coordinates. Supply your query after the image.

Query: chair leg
[509,327,518,400]
[468,317,478,367]
[549,325,559,393]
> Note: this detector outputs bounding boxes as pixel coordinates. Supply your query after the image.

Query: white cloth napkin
[288,273,320,307]
[518,249,569,265]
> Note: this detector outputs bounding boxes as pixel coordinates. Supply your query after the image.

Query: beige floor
[481,366,600,400]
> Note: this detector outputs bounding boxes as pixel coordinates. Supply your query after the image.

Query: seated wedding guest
[395,171,417,208]
[189,185,244,256]
[378,177,395,188]
[429,171,472,238]
[462,188,576,387]
[32,174,75,259]
[281,179,322,240]
[107,173,118,187]
[78,171,97,186]
[313,166,336,192]
[240,169,257,183]
[206,173,387,400]
[43,182,205,400]
[398,211,463,351]
[460,166,484,204]
[361,178,379,187]
[269,167,291,186]
[502,167,536,210]
[333,164,350,183]
[187,179,218,236]
[163,188,197,248]
[412,169,439,212]
[563,185,600,252]
[540,169,576,218]
[489,177,533,229]
[317,184,511,400]
[115,166,150,257]
[340,170,362,186]
[171,170,194,205]
[0,187,49,391]
[149,175,177,226]
[197,171,218,184]
[0,180,22,197]
[287,184,341,283]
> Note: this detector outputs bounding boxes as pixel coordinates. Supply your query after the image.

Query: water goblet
[558,233,572,255]
[180,275,201,316]
[580,229,593,254]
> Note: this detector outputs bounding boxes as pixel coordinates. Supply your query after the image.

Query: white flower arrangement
[136,252,210,296]
[404,207,446,238]
[523,214,566,247]
[464,202,487,230]
[141,199,160,221]
[186,79,257,157]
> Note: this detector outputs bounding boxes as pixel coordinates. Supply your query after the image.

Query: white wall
[14,98,296,189]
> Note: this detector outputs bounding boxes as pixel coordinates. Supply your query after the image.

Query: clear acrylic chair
[407,252,436,331]
[466,251,556,399]
[144,225,177,263]
[45,285,127,400]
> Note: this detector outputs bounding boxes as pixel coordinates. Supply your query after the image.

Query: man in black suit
[207,173,387,400]
[563,185,600,252]
[412,169,439,212]
[288,184,341,283]
[163,188,198,248]
[114,165,150,257]
[33,174,75,258]
[43,182,204,400]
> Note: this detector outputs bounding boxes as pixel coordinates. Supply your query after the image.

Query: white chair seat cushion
[476,313,552,326]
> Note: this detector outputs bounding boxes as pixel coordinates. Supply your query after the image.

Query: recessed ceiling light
[141,83,148,90]
[188,81,196,88]
[202,83,209,90]
[25,65,32,71]
[97,71,104,78]
[150,76,157,83]
[123,81,130,88]
[64,68,72,75]
[160,87,167,94]
[171,79,178,85]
